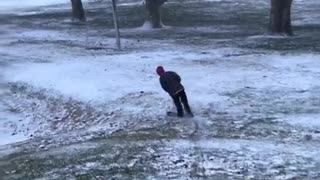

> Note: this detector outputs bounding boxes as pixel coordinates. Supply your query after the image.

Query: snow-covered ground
[0,0,320,179]
[0,0,68,8]
[0,94,30,146]
[0,0,69,14]
[0,63,33,145]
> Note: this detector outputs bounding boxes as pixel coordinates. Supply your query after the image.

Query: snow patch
[281,114,320,129]
[0,103,31,146]
[0,0,69,8]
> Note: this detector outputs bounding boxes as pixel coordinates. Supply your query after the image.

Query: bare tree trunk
[112,0,121,50]
[269,0,293,35]
[145,0,166,28]
[71,0,86,21]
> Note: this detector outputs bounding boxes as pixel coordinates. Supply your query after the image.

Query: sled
[166,111,194,118]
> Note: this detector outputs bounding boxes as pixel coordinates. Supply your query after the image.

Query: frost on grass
[1,0,320,179]
[2,47,320,178]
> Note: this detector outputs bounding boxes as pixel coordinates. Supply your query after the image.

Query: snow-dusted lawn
[1,0,320,179]
[3,42,320,144]
[0,103,29,146]
[4,44,320,126]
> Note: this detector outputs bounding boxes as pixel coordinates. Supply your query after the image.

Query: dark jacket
[159,71,184,96]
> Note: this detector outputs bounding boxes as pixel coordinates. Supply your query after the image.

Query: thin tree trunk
[145,0,166,28]
[269,0,293,35]
[71,0,86,21]
[112,0,121,50]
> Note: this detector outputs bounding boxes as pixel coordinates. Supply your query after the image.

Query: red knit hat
[156,66,165,76]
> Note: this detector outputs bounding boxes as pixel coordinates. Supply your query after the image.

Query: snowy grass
[4,49,320,107]
[0,104,30,146]
[3,44,320,148]
[281,114,320,129]
[1,0,320,179]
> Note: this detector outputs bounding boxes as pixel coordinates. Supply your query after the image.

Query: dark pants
[171,90,192,117]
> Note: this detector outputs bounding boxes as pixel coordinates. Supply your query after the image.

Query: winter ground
[0,0,320,179]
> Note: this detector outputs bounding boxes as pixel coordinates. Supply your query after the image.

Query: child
[156,66,193,117]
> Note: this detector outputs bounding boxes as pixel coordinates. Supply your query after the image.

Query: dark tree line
[70,0,294,36]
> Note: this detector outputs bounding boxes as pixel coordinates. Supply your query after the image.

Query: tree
[71,0,86,21]
[144,0,167,28]
[269,0,293,36]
